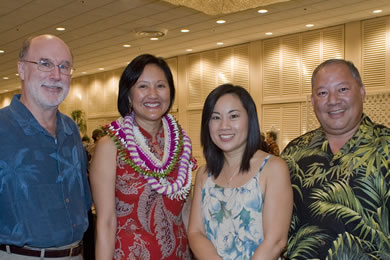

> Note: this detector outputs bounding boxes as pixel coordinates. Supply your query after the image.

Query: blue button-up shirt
[0,95,92,247]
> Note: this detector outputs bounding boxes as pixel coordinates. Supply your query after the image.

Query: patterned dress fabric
[201,155,271,260]
[281,114,390,259]
[108,119,192,260]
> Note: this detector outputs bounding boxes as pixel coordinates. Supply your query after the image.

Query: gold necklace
[224,166,240,188]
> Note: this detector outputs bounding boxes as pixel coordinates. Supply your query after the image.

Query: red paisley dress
[108,118,194,260]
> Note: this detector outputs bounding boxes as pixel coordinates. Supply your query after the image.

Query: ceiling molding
[161,0,290,15]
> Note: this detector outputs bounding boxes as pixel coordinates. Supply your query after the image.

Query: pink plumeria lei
[106,112,193,200]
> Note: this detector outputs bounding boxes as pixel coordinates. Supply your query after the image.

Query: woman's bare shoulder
[252,150,289,175]
[92,135,117,165]
[95,135,117,151]
[195,165,209,186]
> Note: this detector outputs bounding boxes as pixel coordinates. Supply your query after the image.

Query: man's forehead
[28,36,72,61]
[324,62,350,73]
[315,64,349,80]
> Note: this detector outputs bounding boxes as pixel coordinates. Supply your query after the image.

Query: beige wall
[2,16,390,165]
[0,90,19,108]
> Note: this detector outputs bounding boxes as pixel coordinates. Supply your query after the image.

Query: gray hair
[19,36,35,60]
[311,59,364,88]
[18,35,74,61]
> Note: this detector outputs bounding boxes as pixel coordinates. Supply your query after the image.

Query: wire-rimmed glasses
[21,58,75,76]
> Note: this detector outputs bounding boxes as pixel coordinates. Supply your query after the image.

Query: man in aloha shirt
[281,59,390,260]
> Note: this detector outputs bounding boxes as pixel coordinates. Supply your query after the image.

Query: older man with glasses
[0,34,91,259]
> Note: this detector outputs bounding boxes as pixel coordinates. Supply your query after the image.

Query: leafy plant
[71,109,87,135]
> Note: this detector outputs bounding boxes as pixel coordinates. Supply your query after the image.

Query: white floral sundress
[201,155,271,260]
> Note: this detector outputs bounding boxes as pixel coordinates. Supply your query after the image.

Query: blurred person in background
[266,130,280,156]
[87,128,105,158]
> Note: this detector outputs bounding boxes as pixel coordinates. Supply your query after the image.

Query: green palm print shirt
[281,114,390,260]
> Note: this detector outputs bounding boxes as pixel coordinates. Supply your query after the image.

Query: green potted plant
[71,109,87,136]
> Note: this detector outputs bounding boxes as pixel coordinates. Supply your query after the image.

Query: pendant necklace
[224,166,240,188]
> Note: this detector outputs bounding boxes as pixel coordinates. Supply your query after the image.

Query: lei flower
[106,112,193,200]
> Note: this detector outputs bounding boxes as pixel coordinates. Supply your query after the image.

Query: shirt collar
[345,113,372,149]
[9,94,72,136]
[316,113,370,157]
[57,110,73,136]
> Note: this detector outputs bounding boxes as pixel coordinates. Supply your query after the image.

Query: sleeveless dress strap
[258,154,271,175]
[205,154,272,186]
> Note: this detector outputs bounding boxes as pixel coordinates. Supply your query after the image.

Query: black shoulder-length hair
[117,54,175,117]
[200,83,261,178]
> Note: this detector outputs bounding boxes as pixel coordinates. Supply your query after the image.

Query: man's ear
[17,61,25,81]
[360,85,366,102]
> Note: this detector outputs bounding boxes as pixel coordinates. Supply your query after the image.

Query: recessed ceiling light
[216,20,226,24]
[123,44,131,48]
[98,68,104,71]
[373,9,382,14]
[150,37,159,41]
[265,32,273,35]
[181,29,190,33]
[217,42,224,45]
[0,50,5,53]
[15,73,19,76]
[3,77,9,80]
[257,9,268,14]
[82,72,87,74]
[56,27,66,31]
[186,49,193,52]
[306,24,314,28]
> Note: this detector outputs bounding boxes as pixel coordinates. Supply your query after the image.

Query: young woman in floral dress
[188,84,292,260]
[90,54,196,260]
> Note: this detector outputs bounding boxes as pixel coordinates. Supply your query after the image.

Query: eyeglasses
[21,59,75,76]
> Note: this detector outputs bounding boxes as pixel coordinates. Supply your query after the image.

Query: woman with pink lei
[90,54,196,260]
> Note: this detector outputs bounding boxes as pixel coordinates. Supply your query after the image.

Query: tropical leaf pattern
[281,115,390,260]
[0,95,91,246]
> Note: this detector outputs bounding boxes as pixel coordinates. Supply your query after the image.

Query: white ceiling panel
[0,0,390,92]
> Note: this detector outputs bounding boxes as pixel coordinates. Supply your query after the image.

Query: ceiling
[1,0,390,93]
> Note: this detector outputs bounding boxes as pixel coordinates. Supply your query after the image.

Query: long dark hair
[201,83,261,178]
[117,54,175,117]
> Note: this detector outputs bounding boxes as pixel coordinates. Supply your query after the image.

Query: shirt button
[73,224,76,228]
[330,161,334,166]
[321,241,326,246]
[65,198,70,203]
